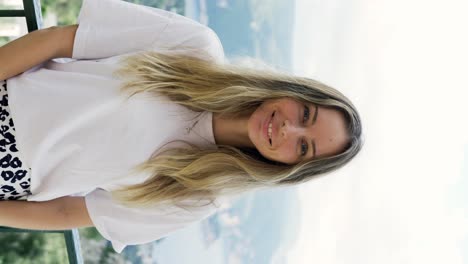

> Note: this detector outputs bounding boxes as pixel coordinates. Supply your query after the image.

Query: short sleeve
[84,188,220,253]
[72,0,224,62]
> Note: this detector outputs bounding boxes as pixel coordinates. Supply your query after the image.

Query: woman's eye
[301,139,308,156]
[303,105,310,124]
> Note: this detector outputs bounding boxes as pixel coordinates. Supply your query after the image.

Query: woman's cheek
[279,145,296,164]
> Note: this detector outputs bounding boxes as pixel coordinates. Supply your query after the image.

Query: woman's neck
[212,112,254,148]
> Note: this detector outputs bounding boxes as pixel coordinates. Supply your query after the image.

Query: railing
[0,1,84,263]
[0,0,42,32]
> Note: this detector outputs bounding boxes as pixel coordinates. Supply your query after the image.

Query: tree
[0,232,45,263]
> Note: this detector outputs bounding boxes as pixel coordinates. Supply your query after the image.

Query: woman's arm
[0,196,93,230]
[0,25,78,81]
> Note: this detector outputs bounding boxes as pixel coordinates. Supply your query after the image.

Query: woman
[0,0,362,253]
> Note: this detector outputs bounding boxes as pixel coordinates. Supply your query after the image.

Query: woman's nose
[280,119,300,139]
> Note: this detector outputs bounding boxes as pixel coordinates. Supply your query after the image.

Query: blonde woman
[0,0,362,253]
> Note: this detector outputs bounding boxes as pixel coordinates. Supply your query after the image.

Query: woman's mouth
[265,111,275,146]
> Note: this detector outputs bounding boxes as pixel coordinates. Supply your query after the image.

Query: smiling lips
[265,111,275,146]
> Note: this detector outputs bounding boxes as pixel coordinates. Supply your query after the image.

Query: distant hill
[223,188,300,263]
[187,0,296,70]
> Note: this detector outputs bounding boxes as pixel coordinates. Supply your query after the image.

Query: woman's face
[247,98,349,165]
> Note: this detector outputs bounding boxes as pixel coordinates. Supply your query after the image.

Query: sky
[287,0,468,263]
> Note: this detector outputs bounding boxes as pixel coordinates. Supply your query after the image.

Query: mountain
[186,0,296,70]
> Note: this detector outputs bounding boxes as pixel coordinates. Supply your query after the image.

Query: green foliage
[79,226,102,241]
[41,0,82,25]
[0,232,45,262]
[39,0,186,27]
[0,37,9,47]
[0,232,67,263]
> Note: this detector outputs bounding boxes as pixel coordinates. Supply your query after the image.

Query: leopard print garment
[0,80,32,200]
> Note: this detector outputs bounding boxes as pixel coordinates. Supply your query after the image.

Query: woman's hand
[0,25,78,81]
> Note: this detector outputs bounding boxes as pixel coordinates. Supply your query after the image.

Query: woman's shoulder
[152,16,225,63]
[74,0,225,62]
[140,5,225,63]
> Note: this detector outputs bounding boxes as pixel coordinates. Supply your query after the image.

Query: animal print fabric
[0,80,32,200]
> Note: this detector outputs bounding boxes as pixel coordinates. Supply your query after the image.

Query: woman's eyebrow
[311,140,316,159]
[311,105,318,125]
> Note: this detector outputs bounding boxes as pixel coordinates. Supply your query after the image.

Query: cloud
[288,0,468,263]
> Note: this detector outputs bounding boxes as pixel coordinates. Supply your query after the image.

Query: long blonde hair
[111,51,363,209]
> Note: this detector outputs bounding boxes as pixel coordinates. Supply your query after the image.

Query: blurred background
[1,0,468,263]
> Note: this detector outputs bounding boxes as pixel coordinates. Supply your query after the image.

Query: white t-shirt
[5,0,225,253]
